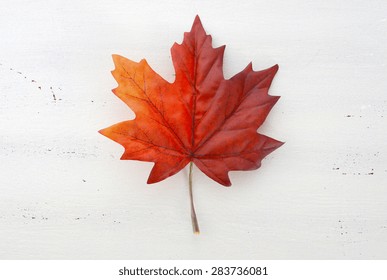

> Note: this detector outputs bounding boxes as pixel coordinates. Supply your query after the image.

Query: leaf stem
[189,161,200,234]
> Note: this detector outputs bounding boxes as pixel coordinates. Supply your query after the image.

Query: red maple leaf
[100,16,283,233]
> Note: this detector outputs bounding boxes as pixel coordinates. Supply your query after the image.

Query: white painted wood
[0,0,386,259]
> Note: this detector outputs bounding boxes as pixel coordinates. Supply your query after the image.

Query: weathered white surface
[0,0,386,259]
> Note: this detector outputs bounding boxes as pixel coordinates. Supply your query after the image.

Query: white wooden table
[1,0,386,259]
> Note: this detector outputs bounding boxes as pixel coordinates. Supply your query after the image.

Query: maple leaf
[100,16,283,233]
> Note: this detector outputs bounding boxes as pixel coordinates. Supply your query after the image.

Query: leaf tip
[219,176,232,187]
[111,54,122,64]
[146,174,156,184]
[191,14,205,33]
[193,15,202,25]
[271,94,281,103]
[271,64,279,74]
[263,137,285,156]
